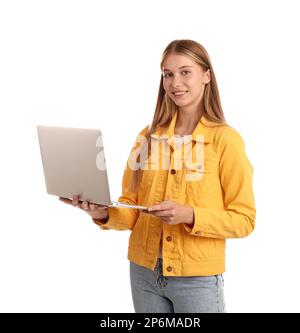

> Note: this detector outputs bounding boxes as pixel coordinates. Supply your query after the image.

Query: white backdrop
[1,0,300,313]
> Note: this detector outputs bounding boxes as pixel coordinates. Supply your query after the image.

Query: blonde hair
[129,39,226,191]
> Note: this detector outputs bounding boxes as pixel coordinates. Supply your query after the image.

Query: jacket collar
[150,111,216,144]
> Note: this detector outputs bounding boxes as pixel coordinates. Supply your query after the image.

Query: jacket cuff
[183,207,208,236]
[92,218,110,230]
[92,207,115,230]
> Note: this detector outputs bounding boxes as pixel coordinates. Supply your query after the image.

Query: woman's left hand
[145,200,194,226]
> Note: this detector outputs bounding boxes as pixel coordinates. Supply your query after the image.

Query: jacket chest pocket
[185,158,219,198]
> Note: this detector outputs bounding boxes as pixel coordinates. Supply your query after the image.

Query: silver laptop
[37,125,148,210]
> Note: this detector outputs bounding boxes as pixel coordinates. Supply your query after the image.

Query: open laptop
[37,125,148,210]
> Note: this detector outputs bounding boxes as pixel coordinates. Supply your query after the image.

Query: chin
[172,100,189,107]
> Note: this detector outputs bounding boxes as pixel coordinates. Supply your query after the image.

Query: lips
[172,90,188,96]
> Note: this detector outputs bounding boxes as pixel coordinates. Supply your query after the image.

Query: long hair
[128,39,226,192]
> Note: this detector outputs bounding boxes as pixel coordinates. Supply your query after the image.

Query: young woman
[60,39,256,313]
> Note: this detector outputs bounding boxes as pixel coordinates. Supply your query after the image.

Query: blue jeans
[130,259,226,313]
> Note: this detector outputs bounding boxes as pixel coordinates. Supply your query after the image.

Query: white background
[1,0,300,313]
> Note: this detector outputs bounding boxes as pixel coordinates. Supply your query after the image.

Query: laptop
[37,125,148,210]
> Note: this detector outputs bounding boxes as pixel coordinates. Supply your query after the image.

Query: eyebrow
[163,65,193,72]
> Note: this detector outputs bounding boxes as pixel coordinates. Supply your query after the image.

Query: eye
[181,70,190,76]
[163,72,172,78]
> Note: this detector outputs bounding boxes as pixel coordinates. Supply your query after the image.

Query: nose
[170,73,182,88]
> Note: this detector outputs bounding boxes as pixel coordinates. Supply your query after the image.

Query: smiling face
[162,53,211,112]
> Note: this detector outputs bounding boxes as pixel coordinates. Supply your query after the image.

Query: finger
[85,202,107,211]
[89,203,103,210]
[148,202,173,212]
[148,210,172,218]
[148,204,163,211]
[59,197,73,205]
[72,194,80,207]
[89,202,108,210]
[96,206,108,211]
[81,201,89,210]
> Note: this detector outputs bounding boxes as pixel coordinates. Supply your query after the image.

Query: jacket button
[167,266,172,272]
[170,169,176,174]
[166,235,172,242]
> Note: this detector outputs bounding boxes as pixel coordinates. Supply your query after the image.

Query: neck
[175,106,203,135]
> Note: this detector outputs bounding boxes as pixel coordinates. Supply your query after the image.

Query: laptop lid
[37,125,112,205]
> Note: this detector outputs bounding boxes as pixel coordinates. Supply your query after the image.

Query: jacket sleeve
[94,127,148,231]
[94,168,139,231]
[184,127,256,239]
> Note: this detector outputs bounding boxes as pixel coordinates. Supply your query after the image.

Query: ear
[204,69,211,84]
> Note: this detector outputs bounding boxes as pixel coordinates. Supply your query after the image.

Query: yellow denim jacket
[97,112,256,276]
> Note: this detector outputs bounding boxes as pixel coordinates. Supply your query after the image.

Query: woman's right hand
[59,194,109,224]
